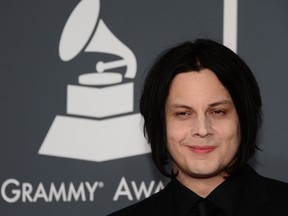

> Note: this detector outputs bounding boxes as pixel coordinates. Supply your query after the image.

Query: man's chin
[189,167,226,179]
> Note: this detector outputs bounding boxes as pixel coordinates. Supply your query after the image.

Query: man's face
[165,69,240,181]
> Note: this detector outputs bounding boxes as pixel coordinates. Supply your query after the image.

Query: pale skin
[165,69,241,197]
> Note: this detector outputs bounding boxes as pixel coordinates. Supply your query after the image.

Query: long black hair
[140,39,262,177]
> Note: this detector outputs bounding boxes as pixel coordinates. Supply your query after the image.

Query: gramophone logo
[39,0,151,162]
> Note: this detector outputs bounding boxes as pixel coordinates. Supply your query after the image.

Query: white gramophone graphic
[39,0,151,161]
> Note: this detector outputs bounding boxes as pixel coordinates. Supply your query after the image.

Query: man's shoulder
[243,165,288,209]
[253,174,288,213]
[261,175,288,197]
[245,167,288,192]
[107,183,172,216]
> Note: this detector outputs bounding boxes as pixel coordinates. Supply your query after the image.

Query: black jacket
[107,166,288,216]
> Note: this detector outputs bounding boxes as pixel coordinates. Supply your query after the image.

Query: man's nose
[191,115,213,138]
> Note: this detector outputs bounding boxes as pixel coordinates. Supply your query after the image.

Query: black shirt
[171,173,242,216]
[107,165,288,216]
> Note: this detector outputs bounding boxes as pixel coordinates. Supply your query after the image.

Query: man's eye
[173,111,191,119]
[211,110,225,115]
[176,112,189,116]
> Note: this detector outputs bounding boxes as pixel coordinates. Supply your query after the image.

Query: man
[108,39,288,215]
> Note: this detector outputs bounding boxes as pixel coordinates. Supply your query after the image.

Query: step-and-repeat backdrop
[1,0,288,215]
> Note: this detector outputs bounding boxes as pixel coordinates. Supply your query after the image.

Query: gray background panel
[0,1,287,215]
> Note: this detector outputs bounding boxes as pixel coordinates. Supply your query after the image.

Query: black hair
[140,39,262,177]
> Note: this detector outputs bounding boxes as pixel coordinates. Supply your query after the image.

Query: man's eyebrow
[208,100,232,107]
[168,100,232,109]
[168,104,193,109]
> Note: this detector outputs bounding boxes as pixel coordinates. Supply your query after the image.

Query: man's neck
[176,173,226,198]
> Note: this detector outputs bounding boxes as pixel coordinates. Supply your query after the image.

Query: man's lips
[187,146,217,154]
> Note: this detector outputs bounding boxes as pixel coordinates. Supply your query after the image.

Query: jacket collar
[167,165,271,216]
[235,165,270,214]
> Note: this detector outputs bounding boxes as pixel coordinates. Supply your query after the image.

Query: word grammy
[1,178,104,203]
[113,177,164,201]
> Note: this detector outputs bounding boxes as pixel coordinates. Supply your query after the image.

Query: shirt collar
[170,168,244,216]
[170,178,202,216]
[206,172,243,216]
